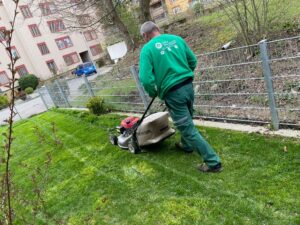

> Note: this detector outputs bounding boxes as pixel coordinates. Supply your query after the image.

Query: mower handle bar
[138,97,156,126]
[132,97,156,144]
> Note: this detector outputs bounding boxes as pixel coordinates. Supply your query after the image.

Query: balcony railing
[150,0,162,6]
[150,6,165,17]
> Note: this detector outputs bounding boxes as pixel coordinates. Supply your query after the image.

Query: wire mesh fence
[39,35,300,129]
[194,43,269,124]
[194,37,300,128]
[89,66,145,113]
[43,66,146,113]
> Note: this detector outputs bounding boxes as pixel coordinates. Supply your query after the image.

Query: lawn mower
[109,98,175,154]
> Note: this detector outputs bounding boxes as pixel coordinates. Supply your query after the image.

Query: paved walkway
[0,66,113,125]
[0,97,47,125]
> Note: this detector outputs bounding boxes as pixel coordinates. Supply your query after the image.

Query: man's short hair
[140,21,159,36]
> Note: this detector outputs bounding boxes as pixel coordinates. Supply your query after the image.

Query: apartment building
[150,0,194,23]
[150,0,168,23]
[0,0,104,89]
[165,0,191,15]
[150,0,216,22]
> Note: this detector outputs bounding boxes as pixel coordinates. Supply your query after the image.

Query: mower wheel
[109,135,118,145]
[128,139,140,154]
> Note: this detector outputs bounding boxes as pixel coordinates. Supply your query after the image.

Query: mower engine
[110,116,140,149]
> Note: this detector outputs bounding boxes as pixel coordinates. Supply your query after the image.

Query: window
[0,71,9,86]
[7,46,20,60]
[28,24,41,37]
[37,42,50,55]
[47,20,65,33]
[16,65,28,77]
[46,60,58,74]
[172,6,181,14]
[83,30,98,41]
[0,27,6,42]
[55,36,73,49]
[76,15,91,26]
[90,44,102,56]
[63,52,79,66]
[39,2,57,16]
[20,5,32,18]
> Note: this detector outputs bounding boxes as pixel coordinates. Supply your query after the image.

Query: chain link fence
[40,66,146,113]
[194,37,300,129]
[39,36,300,130]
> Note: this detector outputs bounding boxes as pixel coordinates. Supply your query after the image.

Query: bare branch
[1,0,20,223]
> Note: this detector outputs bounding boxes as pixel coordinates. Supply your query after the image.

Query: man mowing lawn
[139,21,222,173]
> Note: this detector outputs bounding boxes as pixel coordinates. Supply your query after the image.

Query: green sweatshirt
[139,34,197,99]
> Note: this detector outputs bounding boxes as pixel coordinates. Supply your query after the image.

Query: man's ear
[143,33,147,39]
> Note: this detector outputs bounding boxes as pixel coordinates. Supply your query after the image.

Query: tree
[139,0,151,23]
[193,2,204,17]
[117,2,141,45]
[30,0,135,50]
[103,0,135,50]
[220,0,271,46]
[0,0,20,224]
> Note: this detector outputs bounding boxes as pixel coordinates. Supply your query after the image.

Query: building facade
[0,0,104,90]
[150,0,192,23]
[150,0,216,23]
[150,0,168,23]
[165,0,191,15]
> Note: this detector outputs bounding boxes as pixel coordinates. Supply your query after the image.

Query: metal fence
[194,37,300,129]
[40,66,147,112]
[39,36,300,130]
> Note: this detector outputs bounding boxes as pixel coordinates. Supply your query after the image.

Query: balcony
[150,6,165,18]
[150,0,162,6]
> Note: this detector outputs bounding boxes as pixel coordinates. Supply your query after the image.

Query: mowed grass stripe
[26,111,300,221]
[2,110,299,224]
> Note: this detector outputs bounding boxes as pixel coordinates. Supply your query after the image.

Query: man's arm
[184,41,197,71]
[139,50,157,97]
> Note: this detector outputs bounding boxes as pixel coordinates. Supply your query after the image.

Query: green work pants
[164,82,221,167]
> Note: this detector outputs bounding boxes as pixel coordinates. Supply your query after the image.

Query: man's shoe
[175,142,193,154]
[197,163,223,173]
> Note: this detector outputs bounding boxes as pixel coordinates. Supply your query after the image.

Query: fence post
[14,106,22,119]
[55,80,71,108]
[82,75,94,97]
[37,88,49,110]
[45,84,57,107]
[130,65,149,110]
[259,39,279,130]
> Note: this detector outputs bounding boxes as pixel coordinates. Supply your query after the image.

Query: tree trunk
[139,0,152,24]
[104,0,135,51]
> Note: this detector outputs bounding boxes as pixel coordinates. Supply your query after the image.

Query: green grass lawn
[2,110,300,224]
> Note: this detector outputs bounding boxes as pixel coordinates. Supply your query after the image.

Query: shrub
[19,74,39,90]
[193,3,204,17]
[25,87,34,95]
[96,59,105,68]
[86,97,108,115]
[0,95,9,110]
